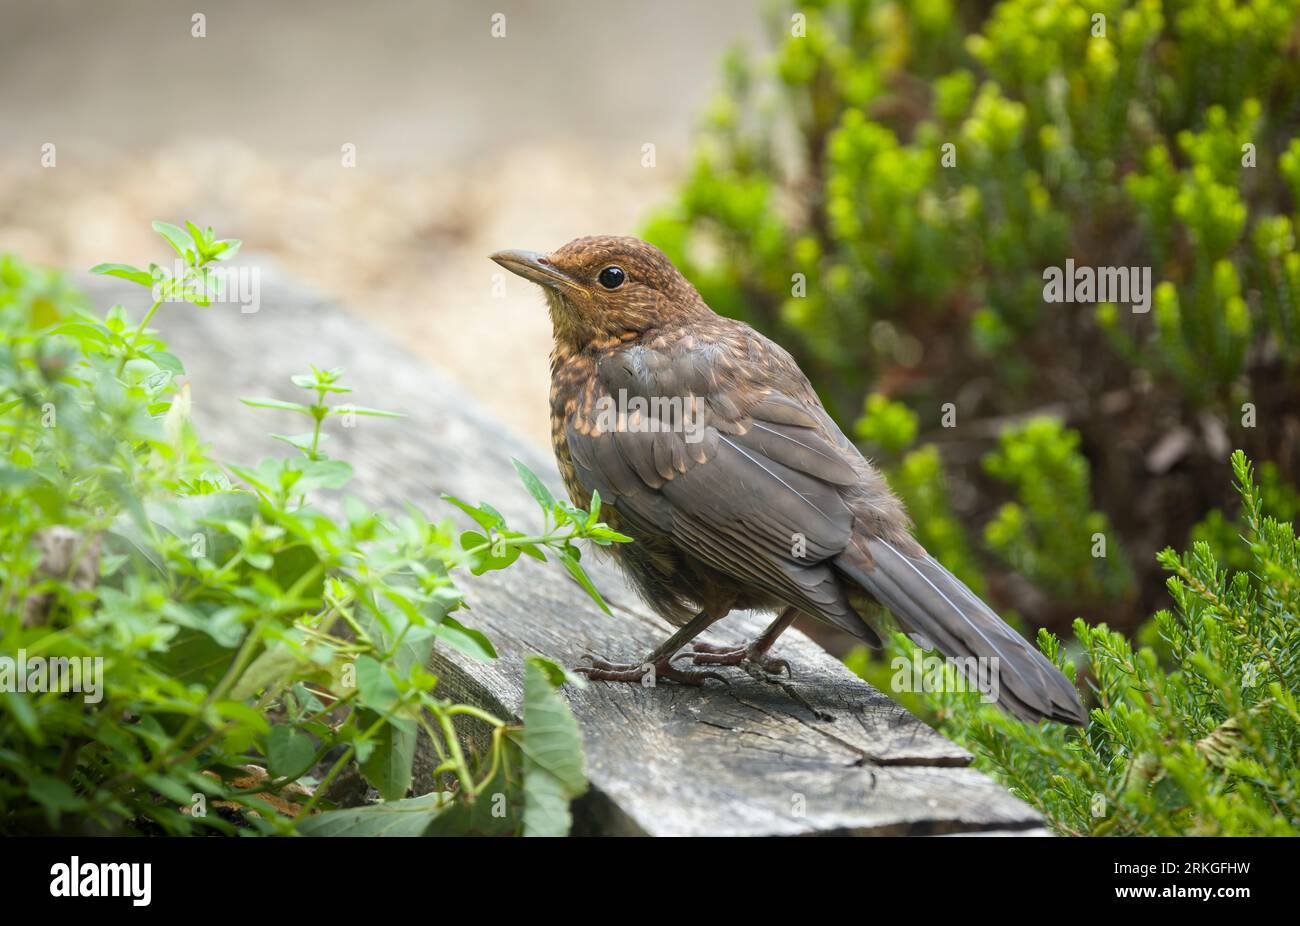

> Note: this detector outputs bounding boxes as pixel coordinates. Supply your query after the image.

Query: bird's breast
[549,351,598,511]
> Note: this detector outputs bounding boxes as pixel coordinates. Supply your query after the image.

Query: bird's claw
[672,641,792,677]
[574,654,729,687]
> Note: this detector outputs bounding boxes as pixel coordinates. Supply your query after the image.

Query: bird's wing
[563,336,876,637]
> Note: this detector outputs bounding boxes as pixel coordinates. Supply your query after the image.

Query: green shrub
[875,452,1298,836]
[646,0,1300,633]
[981,416,1133,603]
[0,224,619,835]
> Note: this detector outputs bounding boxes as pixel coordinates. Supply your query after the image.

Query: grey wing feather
[835,538,1087,724]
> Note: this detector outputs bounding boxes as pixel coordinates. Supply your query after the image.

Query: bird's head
[490,236,707,349]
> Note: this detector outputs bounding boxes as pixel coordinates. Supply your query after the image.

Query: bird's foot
[574,653,729,687]
[677,642,831,720]
[672,641,791,677]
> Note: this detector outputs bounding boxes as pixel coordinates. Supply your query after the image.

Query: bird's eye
[598,266,626,289]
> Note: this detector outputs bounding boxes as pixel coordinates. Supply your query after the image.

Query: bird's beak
[489,249,582,292]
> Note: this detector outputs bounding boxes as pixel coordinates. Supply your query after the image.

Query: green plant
[0,223,622,836]
[855,452,1299,836]
[981,416,1133,602]
[646,0,1300,635]
[854,395,986,594]
[855,395,1128,620]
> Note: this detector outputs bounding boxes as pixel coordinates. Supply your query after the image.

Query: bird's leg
[575,610,728,687]
[674,607,798,676]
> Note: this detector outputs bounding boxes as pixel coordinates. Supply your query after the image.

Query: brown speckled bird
[491,236,1086,724]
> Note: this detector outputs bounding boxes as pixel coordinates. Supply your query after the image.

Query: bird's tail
[834,536,1087,725]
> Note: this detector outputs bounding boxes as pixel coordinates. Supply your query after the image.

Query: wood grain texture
[87,268,1044,835]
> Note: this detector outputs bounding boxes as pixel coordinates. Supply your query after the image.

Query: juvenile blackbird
[491,236,1086,724]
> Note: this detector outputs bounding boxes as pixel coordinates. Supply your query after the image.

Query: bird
[490,236,1087,724]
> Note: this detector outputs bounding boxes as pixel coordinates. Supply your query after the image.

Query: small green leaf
[267,724,317,780]
[153,220,197,264]
[433,616,498,661]
[141,773,198,806]
[185,220,211,251]
[231,644,305,700]
[48,321,114,346]
[292,373,351,393]
[512,458,556,510]
[271,432,326,454]
[295,459,353,491]
[460,529,488,550]
[0,466,39,488]
[517,656,587,836]
[240,396,312,414]
[147,350,185,374]
[526,654,587,689]
[337,405,404,419]
[557,549,612,615]
[354,655,400,713]
[2,692,41,742]
[295,793,452,836]
[587,525,633,544]
[210,239,242,261]
[90,262,153,288]
[29,775,86,813]
[442,494,506,530]
[423,763,519,835]
[458,530,521,574]
[214,700,271,736]
[518,542,547,562]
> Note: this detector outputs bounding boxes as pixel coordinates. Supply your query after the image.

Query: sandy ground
[0,0,766,448]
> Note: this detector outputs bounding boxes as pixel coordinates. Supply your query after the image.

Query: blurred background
[5,0,1300,649]
[0,0,765,444]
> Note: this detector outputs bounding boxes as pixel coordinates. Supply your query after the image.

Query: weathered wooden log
[88,267,1044,836]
